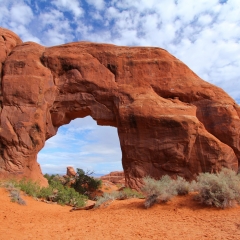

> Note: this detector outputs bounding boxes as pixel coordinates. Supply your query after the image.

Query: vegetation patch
[1,177,87,207]
[95,188,144,208]
[194,168,240,209]
[141,168,240,209]
[2,181,26,205]
[2,168,240,210]
[142,175,177,208]
[42,178,87,207]
[0,168,102,207]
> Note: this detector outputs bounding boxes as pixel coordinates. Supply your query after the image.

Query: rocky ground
[1,183,240,240]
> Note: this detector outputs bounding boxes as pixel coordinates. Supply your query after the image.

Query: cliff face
[0,28,239,188]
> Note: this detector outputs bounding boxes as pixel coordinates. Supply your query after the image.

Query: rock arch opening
[38,116,122,176]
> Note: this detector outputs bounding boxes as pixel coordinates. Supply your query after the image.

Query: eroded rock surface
[0,28,239,189]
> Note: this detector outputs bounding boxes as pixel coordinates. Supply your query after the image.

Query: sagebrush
[142,175,177,208]
[141,168,240,209]
[195,168,240,208]
[95,188,144,208]
[142,175,194,208]
[2,181,26,205]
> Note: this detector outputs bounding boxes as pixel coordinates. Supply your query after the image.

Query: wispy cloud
[85,0,105,10]
[52,0,84,18]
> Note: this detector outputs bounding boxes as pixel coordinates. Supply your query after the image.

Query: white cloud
[10,3,33,25]
[10,25,41,43]
[105,6,119,19]
[86,0,105,10]
[38,9,74,45]
[67,116,96,130]
[198,14,213,25]
[0,1,37,42]
[52,0,84,18]
[44,29,72,46]
[39,9,64,26]
[0,6,9,23]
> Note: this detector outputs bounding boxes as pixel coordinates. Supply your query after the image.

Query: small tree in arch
[71,168,102,195]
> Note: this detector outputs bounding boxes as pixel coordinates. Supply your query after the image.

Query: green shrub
[38,185,54,199]
[16,179,41,197]
[43,173,58,184]
[52,183,87,207]
[142,175,177,208]
[40,177,87,207]
[71,168,102,195]
[195,168,240,208]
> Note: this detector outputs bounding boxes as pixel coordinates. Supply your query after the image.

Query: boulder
[0,28,239,189]
[66,167,76,177]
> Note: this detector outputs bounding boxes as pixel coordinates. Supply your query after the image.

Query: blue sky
[0,0,239,175]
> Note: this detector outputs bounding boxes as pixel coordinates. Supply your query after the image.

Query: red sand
[1,187,240,240]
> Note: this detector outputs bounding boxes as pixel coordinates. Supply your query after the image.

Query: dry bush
[8,188,26,205]
[2,182,26,205]
[95,188,144,208]
[195,168,240,208]
[95,192,118,208]
[142,176,177,208]
[174,176,191,195]
[142,175,196,208]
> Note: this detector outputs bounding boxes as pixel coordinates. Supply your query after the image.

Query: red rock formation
[0,28,239,189]
[101,171,125,184]
[66,167,76,177]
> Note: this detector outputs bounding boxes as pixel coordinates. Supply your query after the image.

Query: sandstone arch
[0,28,240,189]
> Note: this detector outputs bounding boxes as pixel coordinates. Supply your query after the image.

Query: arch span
[0,28,240,189]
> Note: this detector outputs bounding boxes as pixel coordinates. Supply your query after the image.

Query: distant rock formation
[0,28,240,189]
[101,171,125,185]
[66,167,76,177]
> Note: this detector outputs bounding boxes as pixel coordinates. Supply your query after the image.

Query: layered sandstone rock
[101,171,125,184]
[0,28,239,189]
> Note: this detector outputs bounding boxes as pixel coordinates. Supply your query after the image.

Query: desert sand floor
[1,187,240,240]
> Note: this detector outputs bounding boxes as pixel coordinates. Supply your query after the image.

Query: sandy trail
[1,187,240,240]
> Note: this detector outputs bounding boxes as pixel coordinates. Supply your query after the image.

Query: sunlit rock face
[0,28,239,189]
